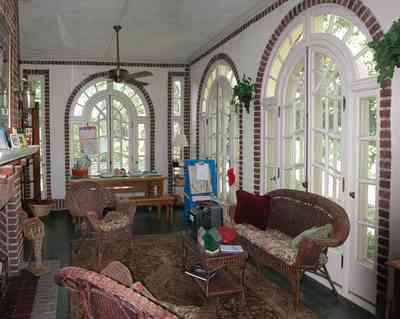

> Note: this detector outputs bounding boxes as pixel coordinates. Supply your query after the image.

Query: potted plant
[368,18,400,86]
[71,152,91,178]
[231,74,256,113]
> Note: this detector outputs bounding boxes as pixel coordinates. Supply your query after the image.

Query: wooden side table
[181,232,247,301]
[388,258,400,319]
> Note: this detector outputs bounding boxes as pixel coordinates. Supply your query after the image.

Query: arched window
[200,62,238,199]
[262,6,379,306]
[70,80,149,176]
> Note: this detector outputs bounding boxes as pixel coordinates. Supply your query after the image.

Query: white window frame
[70,79,150,175]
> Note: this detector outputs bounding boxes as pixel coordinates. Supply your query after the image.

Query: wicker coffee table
[181,232,248,301]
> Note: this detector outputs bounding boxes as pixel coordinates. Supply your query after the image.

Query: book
[220,244,244,253]
[184,265,218,281]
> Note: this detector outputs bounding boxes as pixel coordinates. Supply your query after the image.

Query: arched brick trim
[22,69,52,198]
[195,53,244,188]
[253,0,390,312]
[64,71,156,188]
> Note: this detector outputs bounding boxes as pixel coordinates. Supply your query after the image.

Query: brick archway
[64,72,156,186]
[253,0,391,311]
[195,53,244,187]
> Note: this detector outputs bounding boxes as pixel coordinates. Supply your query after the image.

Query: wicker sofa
[226,189,350,307]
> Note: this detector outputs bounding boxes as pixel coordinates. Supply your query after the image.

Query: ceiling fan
[107,25,153,86]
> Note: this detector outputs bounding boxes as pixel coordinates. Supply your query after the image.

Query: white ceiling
[20,0,269,63]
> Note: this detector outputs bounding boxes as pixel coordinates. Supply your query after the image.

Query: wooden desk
[69,175,166,197]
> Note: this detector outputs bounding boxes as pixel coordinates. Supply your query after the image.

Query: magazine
[220,244,244,253]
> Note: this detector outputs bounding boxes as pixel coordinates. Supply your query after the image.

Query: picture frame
[9,133,20,149]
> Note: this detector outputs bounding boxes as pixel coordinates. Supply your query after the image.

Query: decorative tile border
[64,71,156,190]
[194,53,243,188]
[252,0,390,313]
[183,66,191,160]
[20,60,187,68]
[167,72,185,194]
[22,69,52,199]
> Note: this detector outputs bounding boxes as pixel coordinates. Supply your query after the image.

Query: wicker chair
[229,189,350,308]
[55,262,181,319]
[65,180,116,222]
[65,181,136,267]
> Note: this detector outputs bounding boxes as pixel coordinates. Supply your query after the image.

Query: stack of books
[184,265,218,282]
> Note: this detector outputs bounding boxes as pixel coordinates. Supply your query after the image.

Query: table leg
[157,206,161,220]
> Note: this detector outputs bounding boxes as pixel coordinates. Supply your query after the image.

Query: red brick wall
[0,0,19,128]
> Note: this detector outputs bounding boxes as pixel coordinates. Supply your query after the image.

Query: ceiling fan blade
[125,78,148,86]
[127,71,154,79]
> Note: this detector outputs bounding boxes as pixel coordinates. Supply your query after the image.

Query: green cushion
[291,224,333,249]
[202,232,220,252]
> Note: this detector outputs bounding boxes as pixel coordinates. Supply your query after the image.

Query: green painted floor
[32,209,375,319]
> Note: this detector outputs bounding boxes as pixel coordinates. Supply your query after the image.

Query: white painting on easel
[79,126,97,155]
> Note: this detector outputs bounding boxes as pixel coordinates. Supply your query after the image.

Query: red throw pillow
[234,190,271,230]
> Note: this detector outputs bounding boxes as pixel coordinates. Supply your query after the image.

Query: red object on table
[218,225,237,243]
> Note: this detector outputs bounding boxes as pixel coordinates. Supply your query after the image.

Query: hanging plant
[368,18,400,86]
[231,74,256,113]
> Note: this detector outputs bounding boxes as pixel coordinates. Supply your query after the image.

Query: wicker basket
[28,199,56,217]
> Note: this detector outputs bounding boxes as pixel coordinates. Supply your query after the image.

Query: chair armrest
[101,261,133,287]
[86,210,102,231]
[295,237,324,267]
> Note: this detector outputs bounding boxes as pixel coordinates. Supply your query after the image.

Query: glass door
[205,80,234,199]
[282,59,306,190]
[348,95,378,303]
[310,50,345,287]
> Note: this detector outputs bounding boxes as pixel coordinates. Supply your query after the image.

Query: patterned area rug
[70,233,317,319]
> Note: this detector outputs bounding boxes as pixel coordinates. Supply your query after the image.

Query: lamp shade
[173,133,188,148]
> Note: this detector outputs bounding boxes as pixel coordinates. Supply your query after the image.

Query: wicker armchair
[229,189,350,308]
[65,181,136,267]
[55,262,181,319]
[65,180,116,222]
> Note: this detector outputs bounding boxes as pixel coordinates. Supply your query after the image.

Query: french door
[264,45,378,306]
[203,80,236,199]
[265,46,347,288]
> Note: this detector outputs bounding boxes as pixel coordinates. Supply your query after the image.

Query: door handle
[269,176,277,181]
[349,192,355,199]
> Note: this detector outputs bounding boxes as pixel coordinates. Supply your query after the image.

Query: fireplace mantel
[0,145,39,166]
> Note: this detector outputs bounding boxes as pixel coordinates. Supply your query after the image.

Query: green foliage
[231,74,256,113]
[368,18,400,86]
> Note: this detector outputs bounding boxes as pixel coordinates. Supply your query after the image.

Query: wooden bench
[119,195,176,223]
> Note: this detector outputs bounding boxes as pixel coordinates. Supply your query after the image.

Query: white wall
[190,0,400,280]
[20,64,185,199]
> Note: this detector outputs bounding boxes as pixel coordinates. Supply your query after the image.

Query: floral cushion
[235,223,298,265]
[235,223,329,266]
[132,282,200,319]
[98,211,130,232]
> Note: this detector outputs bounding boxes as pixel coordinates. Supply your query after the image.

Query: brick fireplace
[0,164,25,276]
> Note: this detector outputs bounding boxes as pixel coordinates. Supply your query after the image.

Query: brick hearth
[0,165,25,276]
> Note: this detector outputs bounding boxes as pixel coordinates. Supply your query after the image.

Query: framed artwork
[9,133,20,149]
[0,128,9,150]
